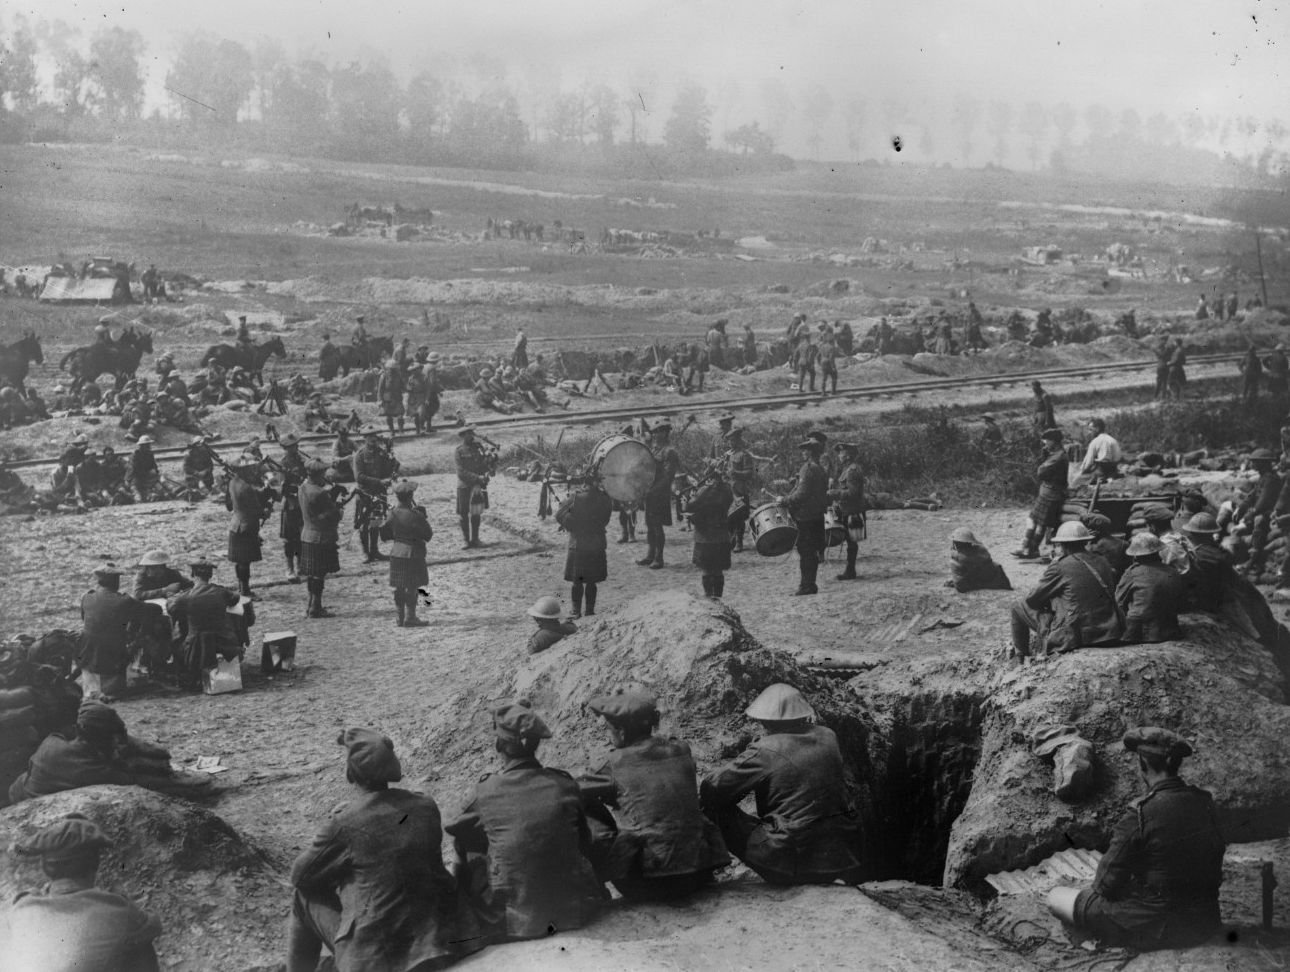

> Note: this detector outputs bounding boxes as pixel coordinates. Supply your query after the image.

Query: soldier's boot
[368,528,388,561]
[459,516,472,549]
[651,537,665,569]
[394,591,406,627]
[1011,527,1040,560]
[636,542,656,567]
[403,599,429,628]
[469,515,482,547]
[235,564,255,600]
[794,559,819,595]
[570,583,584,618]
[713,574,725,598]
[361,530,377,563]
[701,575,714,597]
[285,549,299,582]
[733,525,745,553]
[584,584,597,616]
[836,545,858,580]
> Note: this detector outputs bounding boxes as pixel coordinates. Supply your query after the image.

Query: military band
[277,434,308,582]
[353,428,398,563]
[454,426,493,549]
[639,420,679,569]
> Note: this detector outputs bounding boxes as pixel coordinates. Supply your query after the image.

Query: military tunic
[1185,542,1235,613]
[4,877,161,972]
[298,480,341,577]
[78,587,147,679]
[1029,450,1069,529]
[1115,560,1186,643]
[226,475,264,564]
[278,448,308,545]
[379,506,433,590]
[785,458,829,555]
[685,479,734,572]
[644,444,679,524]
[454,441,491,516]
[1016,550,1123,654]
[166,580,246,676]
[557,485,614,584]
[378,366,405,418]
[1088,535,1131,581]
[1076,777,1225,949]
[353,444,396,530]
[446,756,604,941]
[700,725,862,885]
[950,546,1012,593]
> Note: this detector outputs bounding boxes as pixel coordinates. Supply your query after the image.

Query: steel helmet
[527,596,563,620]
[745,683,815,721]
[1126,533,1163,557]
[1183,512,1219,534]
[1053,521,1092,543]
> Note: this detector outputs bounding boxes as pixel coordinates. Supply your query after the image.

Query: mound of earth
[0,785,285,972]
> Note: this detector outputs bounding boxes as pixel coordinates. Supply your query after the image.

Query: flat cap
[337,728,403,785]
[1080,512,1112,533]
[392,480,417,497]
[492,700,552,741]
[1040,428,1064,442]
[305,458,329,474]
[1126,533,1163,557]
[77,698,126,737]
[16,814,113,861]
[1141,505,1175,525]
[745,683,815,722]
[1183,512,1220,534]
[586,689,658,726]
[1123,726,1193,760]
[949,527,980,545]
[93,562,125,578]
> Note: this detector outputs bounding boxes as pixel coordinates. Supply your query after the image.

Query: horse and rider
[200,335,287,384]
[59,327,154,392]
[0,332,43,392]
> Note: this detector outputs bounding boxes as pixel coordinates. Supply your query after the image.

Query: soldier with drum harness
[828,442,867,581]
[353,428,397,563]
[639,420,680,569]
[299,459,341,618]
[455,426,495,549]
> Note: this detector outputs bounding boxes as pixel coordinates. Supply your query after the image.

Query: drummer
[685,460,735,599]
[828,442,867,581]
[725,428,756,553]
[638,420,680,570]
[777,435,829,596]
[614,423,639,545]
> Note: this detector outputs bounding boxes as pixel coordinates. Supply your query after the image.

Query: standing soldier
[378,359,405,433]
[318,332,340,380]
[685,462,734,598]
[706,318,728,370]
[455,426,493,549]
[129,435,159,502]
[512,326,529,370]
[965,303,988,353]
[423,352,443,432]
[1240,345,1263,405]
[742,323,758,367]
[778,436,830,596]
[639,420,680,569]
[828,442,867,581]
[1167,338,1188,400]
[353,428,396,563]
[1153,336,1172,399]
[226,453,269,599]
[1014,428,1069,560]
[725,427,756,553]
[77,563,147,699]
[404,361,428,435]
[1030,381,1056,432]
[166,556,250,691]
[793,333,817,393]
[277,434,308,582]
[352,315,369,347]
[1266,344,1290,403]
[556,471,614,617]
[379,480,432,627]
[817,326,839,398]
[299,459,341,618]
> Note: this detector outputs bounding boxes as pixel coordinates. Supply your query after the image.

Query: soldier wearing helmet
[1179,512,1234,612]
[1115,534,1186,643]
[525,595,577,654]
[1009,519,1123,661]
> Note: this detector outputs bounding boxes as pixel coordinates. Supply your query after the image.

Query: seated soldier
[287,729,475,972]
[1082,512,1130,581]
[166,556,252,692]
[1115,534,1186,643]
[1140,505,1190,573]
[1181,513,1235,612]
[1009,520,1123,661]
[579,690,729,900]
[526,595,578,654]
[700,684,863,886]
[6,814,162,972]
[8,698,212,804]
[445,700,605,943]
[946,527,1011,592]
[1047,727,1225,950]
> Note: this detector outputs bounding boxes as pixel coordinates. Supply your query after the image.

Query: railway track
[7,351,1243,470]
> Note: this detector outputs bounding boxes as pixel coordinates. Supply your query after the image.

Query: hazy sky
[10,0,1288,160]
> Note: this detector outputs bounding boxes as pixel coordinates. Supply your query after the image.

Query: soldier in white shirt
[1078,418,1123,482]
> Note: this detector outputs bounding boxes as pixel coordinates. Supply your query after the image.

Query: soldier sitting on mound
[1047,727,1226,950]
[1115,534,1186,644]
[946,527,1012,592]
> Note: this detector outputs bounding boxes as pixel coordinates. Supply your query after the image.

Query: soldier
[1139,504,1190,573]
[1153,336,1172,399]
[1167,338,1187,399]
[965,302,988,352]
[792,333,817,393]
[1236,447,1281,577]
[235,314,252,348]
[1267,344,1290,402]
[287,729,470,972]
[128,435,159,502]
[556,472,613,617]
[299,459,341,618]
[525,596,578,654]
[639,420,680,569]
[423,353,444,432]
[946,527,1011,592]
[724,427,756,553]
[226,453,268,599]
[270,434,306,582]
[330,426,356,480]
[685,341,709,394]
[829,442,867,581]
[318,332,340,380]
[455,426,492,550]
[711,411,735,457]
[76,563,148,699]
[132,549,193,602]
[836,319,855,356]
[1030,381,1056,431]
[52,434,90,499]
[700,684,862,886]
[1082,512,1130,581]
[378,480,432,628]
[6,814,162,972]
[352,315,369,347]
[353,428,396,562]
[1115,534,1186,643]
[1240,345,1263,405]
[1077,418,1123,482]
[1009,521,1123,661]
[685,461,734,598]
[705,318,728,370]
[377,359,405,433]
[1014,428,1068,560]
[1047,727,1225,950]
[512,326,529,370]
[182,436,216,500]
[579,690,730,900]
[166,556,251,691]
[1180,513,1235,612]
[404,361,428,435]
[742,322,757,367]
[778,436,829,595]
[445,701,605,943]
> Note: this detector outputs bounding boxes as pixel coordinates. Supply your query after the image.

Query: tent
[39,272,133,304]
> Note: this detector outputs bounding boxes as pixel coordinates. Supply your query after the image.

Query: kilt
[564,546,608,584]
[279,499,303,542]
[299,541,339,577]
[456,485,489,516]
[388,555,429,590]
[692,539,731,573]
[643,488,673,526]
[227,531,263,564]
[795,518,826,555]
[1029,485,1066,529]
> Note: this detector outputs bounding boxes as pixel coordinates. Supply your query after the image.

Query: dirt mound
[0,785,284,971]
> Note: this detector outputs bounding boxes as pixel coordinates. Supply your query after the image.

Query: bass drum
[750,503,798,557]
[588,433,656,503]
[824,508,845,548]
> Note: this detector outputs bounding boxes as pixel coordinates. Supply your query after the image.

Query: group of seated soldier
[472,355,566,414]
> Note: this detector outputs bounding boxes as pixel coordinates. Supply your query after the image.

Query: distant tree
[447,85,528,163]
[759,78,792,146]
[842,97,868,160]
[587,83,618,146]
[1117,108,1141,141]
[1084,103,1113,141]
[1017,101,1049,170]
[88,27,145,121]
[250,37,285,121]
[1050,102,1077,150]
[801,83,833,160]
[0,17,40,113]
[264,58,330,139]
[952,94,980,165]
[545,90,585,143]
[664,83,712,154]
[1143,112,1177,146]
[166,33,254,126]
[986,100,1012,165]
[725,121,774,155]
[1179,110,1207,146]
[405,71,444,141]
[330,61,401,145]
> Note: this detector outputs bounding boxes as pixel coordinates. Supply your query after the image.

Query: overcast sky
[10,0,1287,161]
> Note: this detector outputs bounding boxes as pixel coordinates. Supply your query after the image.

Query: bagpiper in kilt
[277,434,308,582]
[299,459,341,618]
[226,452,272,599]
[352,429,397,563]
[828,442,867,581]
[556,475,613,617]
[455,426,492,549]
[379,480,433,627]
[685,467,734,598]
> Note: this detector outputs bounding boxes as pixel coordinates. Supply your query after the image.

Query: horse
[201,336,287,382]
[329,335,394,378]
[59,327,153,391]
[0,332,43,391]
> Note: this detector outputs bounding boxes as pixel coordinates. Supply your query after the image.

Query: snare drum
[588,433,656,503]
[727,497,751,529]
[824,508,845,548]
[750,503,798,556]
